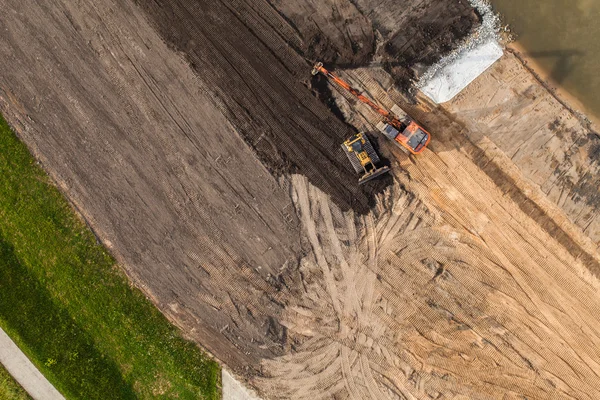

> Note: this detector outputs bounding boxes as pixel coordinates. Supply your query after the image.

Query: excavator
[311,62,431,155]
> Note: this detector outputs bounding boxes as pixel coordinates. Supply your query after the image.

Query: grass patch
[0,364,31,400]
[0,115,220,399]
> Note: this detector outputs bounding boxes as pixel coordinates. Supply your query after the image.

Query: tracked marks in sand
[247,59,600,398]
[261,176,467,398]
[293,176,342,317]
[257,169,600,399]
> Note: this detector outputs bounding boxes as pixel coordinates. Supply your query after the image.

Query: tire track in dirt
[257,164,600,398]
[327,65,600,278]
[133,0,384,214]
[132,0,481,215]
[390,145,600,397]
[252,69,600,397]
[4,0,600,398]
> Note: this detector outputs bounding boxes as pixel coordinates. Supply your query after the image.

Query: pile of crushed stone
[418,0,503,102]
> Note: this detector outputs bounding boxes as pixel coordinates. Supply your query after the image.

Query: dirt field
[1,0,600,398]
[0,0,303,368]
[442,48,600,246]
[255,67,600,398]
[257,166,600,398]
[326,65,600,276]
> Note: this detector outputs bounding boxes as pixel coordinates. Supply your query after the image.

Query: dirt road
[1,0,600,398]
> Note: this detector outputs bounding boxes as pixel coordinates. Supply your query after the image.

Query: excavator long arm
[312,62,402,125]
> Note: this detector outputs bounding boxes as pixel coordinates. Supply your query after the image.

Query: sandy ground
[0,328,64,400]
[268,68,600,398]
[1,0,600,399]
[442,50,600,248]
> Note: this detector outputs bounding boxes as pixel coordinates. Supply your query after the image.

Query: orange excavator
[311,62,431,155]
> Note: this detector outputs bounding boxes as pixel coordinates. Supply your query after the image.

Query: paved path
[1,324,260,400]
[0,328,65,400]
[222,370,262,400]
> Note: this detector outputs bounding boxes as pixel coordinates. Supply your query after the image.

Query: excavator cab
[342,133,390,185]
[378,121,431,154]
[311,61,324,76]
[402,121,430,154]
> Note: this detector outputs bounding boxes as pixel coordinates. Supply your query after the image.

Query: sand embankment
[435,46,600,252]
[507,41,600,131]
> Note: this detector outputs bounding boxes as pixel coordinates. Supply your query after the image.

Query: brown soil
[266,0,376,66]
[131,0,477,214]
[442,51,600,248]
[0,0,302,369]
[2,0,600,399]
[374,0,480,92]
[132,0,378,214]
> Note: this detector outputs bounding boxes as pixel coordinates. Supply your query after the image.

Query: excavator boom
[311,61,431,154]
[312,62,403,124]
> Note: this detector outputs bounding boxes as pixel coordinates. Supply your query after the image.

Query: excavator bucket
[311,61,324,76]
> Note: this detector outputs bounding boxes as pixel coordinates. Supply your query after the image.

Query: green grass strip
[0,364,31,400]
[0,115,220,399]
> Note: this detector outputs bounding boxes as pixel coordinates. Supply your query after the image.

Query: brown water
[490,0,600,119]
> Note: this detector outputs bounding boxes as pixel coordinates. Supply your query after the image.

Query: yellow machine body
[342,133,390,184]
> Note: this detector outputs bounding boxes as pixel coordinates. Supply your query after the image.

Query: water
[490,0,600,119]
